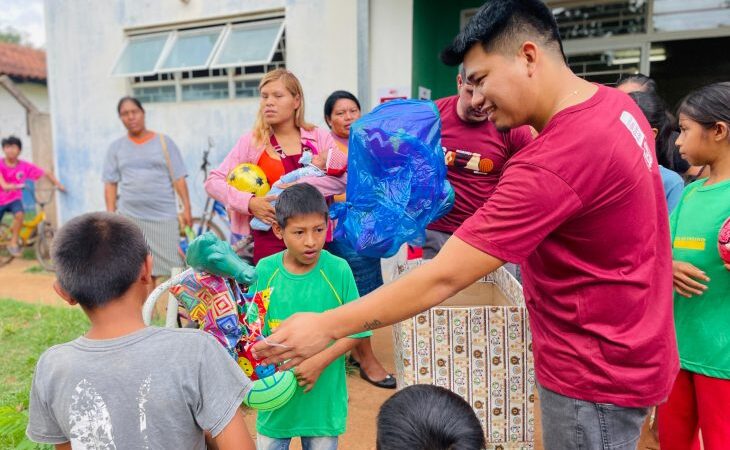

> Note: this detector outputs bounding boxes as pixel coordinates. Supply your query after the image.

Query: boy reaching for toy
[25,212,254,450]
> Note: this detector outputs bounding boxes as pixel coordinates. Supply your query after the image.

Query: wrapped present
[392,260,534,450]
[330,99,454,258]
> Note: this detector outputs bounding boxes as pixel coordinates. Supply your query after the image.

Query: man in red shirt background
[425,67,533,264]
[254,2,678,448]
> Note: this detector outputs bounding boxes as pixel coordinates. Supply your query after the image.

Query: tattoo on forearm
[363,319,383,330]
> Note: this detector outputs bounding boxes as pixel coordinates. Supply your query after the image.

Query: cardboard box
[392,260,535,449]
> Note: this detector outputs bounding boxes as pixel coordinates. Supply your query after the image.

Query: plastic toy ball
[719,216,730,264]
[243,370,297,411]
[227,163,270,197]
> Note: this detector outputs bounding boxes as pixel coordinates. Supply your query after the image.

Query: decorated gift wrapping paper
[393,260,535,450]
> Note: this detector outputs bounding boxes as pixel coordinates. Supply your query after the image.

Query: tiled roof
[0,42,46,81]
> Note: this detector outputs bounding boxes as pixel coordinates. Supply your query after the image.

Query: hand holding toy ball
[227,163,270,197]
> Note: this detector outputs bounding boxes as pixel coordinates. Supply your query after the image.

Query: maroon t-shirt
[428,95,533,234]
[455,85,678,407]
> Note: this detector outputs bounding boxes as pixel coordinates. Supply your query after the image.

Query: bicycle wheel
[35,221,55,271]
[191,217,225,240]
[0,223,13,267]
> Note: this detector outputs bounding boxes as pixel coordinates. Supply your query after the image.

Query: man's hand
[673,260,709,298]
[56,183,67,193]
[248,196,277,225]
[253,313,333,369]
[294,356,326,393]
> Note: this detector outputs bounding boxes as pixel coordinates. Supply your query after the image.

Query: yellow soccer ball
[226,163,270,197]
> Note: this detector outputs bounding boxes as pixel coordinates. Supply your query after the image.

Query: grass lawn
[0,299,89,450]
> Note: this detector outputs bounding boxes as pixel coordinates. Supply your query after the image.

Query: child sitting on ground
[26,212,255,450]
[250,150,345,231]
[376,384,485,450]
[252,183,370,449]
[1,135,65,256]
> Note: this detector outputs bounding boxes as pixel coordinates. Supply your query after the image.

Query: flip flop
[347,355,361,368]
[359,367,397,389]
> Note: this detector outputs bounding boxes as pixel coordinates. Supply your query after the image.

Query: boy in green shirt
[253,183,371,450]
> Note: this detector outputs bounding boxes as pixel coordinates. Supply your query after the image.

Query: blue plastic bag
[330,99,454,258]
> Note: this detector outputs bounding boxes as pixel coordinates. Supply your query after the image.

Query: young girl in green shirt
[658,82,730,450]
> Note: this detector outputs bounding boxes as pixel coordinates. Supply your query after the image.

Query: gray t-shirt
[102,134,188,220]
[27,327,251,449]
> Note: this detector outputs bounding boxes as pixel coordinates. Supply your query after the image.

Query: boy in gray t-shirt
[26,212,255,450]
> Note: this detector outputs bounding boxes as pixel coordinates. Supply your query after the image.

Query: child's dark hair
[628,91,675,168]
[117,96,145,115]
[53,212,149,309]
[376,385,485,450]
[275,183,329,228]
[324,90,361,126]
[441,0,564,66]
[617,73,657,93]
[1,136,22,150]
[677,82,730,130]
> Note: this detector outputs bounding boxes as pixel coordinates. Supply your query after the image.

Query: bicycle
[0,186,58,270]
[178,138,230,257]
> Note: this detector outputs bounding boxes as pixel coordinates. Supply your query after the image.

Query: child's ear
[272,222,284,240]
[53,280,78,306]
[713,121,729,142]
[140,254,154,284]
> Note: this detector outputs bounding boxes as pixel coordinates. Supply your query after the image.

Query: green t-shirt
[670,178,730,379]
[253,250,371,438]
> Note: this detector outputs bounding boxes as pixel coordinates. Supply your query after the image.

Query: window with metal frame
[653,0,730,32]
[113,17,285,103]
[111,33,170,77]
[551,0,647,40]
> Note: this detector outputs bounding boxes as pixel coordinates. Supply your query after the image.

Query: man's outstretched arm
[254,236,504,368]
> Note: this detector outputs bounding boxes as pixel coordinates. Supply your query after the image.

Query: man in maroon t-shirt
[425,68,533,259]
[254,2,678,448]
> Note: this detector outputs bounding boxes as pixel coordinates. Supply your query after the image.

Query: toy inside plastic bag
[330,99,454,258]
[169,272,273,381]
[169,234,297,411]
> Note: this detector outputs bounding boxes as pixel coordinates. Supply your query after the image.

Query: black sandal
[359,367,397,389]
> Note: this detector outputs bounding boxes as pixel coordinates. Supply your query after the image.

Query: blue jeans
[327,238,383,296]
[538,384,649,450]
[256,435,338,450]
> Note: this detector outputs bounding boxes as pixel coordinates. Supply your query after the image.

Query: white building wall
[0,82,48,164]
[45,0,400,223]
[286,0,359,126]
[369,0,413,106]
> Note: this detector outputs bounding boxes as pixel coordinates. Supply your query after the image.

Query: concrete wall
[45,0,370,223]
[0,82,48,163]
[369,0,413,107]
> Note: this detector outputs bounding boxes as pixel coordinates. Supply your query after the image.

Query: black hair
[376,385,485,450]
[677,82,730,130]
[117,96,145,115]
[1,136,22,150]
[275,183,329,228]
[617,73,657,93]
[52,212,149,309]
[323,90,361,128]
[441,0,564,66]
[628,91,675,168]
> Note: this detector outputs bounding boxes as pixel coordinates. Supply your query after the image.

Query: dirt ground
[0,258,659,449]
